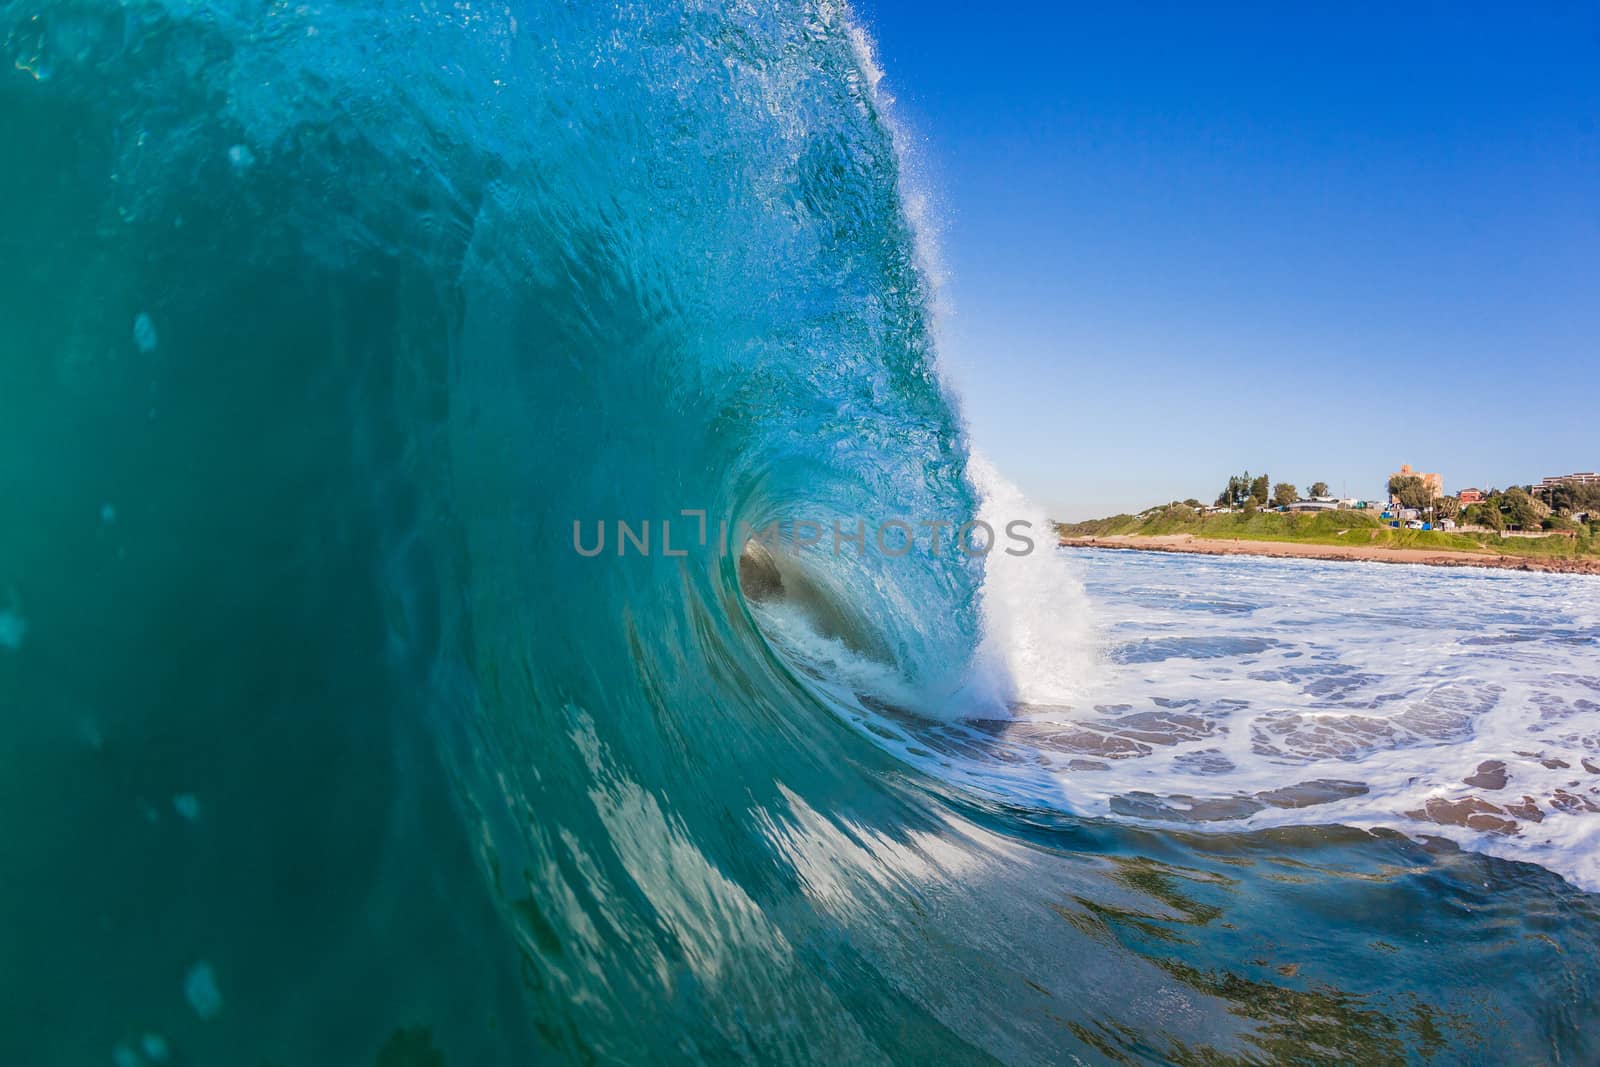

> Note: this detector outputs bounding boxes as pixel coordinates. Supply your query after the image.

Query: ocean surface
[840,549,1600,892]
[3,1,1600,1064]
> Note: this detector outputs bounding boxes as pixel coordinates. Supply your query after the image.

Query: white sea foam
[752,599,929,714]
[751,458,1100,724]
[963,455,1097,712]
[839,546,1600,891]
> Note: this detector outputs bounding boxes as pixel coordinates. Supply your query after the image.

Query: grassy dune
[1058,507,1600,560]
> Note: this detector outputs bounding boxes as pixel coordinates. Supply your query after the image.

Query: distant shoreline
[1059,533,1600,575]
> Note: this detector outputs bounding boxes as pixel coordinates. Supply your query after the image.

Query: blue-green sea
[3,1,1600,1063]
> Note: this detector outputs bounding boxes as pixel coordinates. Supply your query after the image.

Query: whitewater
[3,0,1599,1063]
[803,544,1600,890]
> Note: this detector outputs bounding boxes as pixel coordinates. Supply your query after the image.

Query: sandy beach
[1059,533,1600,575]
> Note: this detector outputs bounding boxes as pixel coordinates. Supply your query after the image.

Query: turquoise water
[3,2,1600,1063]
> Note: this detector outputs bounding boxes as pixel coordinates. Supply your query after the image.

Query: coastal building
[1389,463,1443,503]
[1286,500,1339,512]
[1458,488,1484,505]
[1534,472,1600,497]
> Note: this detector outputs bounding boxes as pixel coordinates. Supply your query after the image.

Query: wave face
[4,2,1600,1063]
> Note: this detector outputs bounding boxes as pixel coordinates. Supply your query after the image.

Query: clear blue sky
[853,3,1599,519]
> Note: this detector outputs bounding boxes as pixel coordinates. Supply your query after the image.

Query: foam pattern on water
[832,548,1600,890]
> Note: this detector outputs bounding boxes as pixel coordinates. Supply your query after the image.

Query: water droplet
[0,609,24,651]
[183,960,223,1020]
[79,717,104,751]
[133,313,157,354]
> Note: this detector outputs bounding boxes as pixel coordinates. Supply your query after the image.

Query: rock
[1406,796,1519,835]
[1504,796,1543,822]
[1550,790,1600,815]
[1255,779,1370,808]
[1110,791,1266,822]
[1463,760,1508,790]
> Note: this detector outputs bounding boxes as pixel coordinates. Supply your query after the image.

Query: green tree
[1547,480,1600,515]
[1388,474,1432,510]
[1273,482,1299,508]
[1217,472,1253,509]
[1465,503,1504,531]
[1503,487,1549,530]
[1250,474,1271,505]
[1308,481,1331,498]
